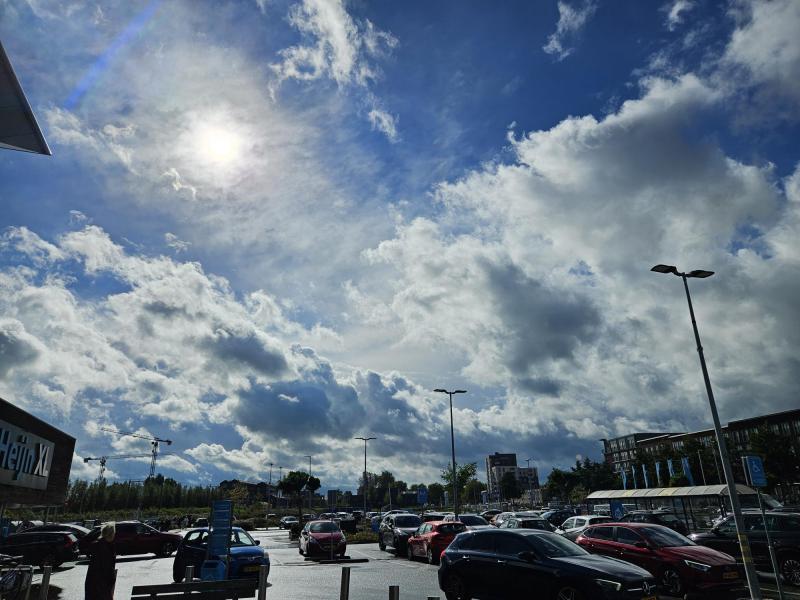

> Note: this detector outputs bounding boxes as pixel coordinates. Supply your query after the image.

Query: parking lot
[22,529,799,600]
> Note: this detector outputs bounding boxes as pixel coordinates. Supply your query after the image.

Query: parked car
[438,528,657,600]
[79,521,182,557]
[0,531,79,568]
[422,512,448,523]
[490,512,516,527]
[301,513,316,522]
[194,517,209,527]
[172,527,269,582]
[279,516,298,529]
[556,515,612,540]
[21,523,92,540]
[298,520,347,558]
[479,509,502,522]
[540,508,576,527]
[616,510,689,535]
[689,511,800,586]
[577,523,743,597]
[407,521,466,564]
[443,514,491,531]
[379,513,422,553]
[499,517,555,532]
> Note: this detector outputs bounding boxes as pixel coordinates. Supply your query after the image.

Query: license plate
[242,565,260,572]
[723,571,739,579]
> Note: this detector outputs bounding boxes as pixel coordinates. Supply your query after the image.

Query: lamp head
[454,390,467,394]
[651,264,678,275]
[433,389,447,393]
[687,269,714,278]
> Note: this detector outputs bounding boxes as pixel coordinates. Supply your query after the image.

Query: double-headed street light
[434,388,466,520]
[355,436,376,520]
[651,264,762,599]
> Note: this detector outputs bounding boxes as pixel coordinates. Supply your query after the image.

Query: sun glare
[195,125,243,166]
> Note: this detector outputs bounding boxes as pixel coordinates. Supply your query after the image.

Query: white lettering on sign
[0,419,55,490]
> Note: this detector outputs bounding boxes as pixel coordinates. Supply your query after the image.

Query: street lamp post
[304,455,312,512]
[355,436,376,522]
[525,458,535,508]
[434,388,467,520]
[651,264,762,599]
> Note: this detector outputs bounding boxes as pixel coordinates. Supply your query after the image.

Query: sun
[194,124,243,166]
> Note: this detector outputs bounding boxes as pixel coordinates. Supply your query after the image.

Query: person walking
[85,522,116,600]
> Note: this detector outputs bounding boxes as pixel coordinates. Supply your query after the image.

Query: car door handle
[460,555,471,561]
[497,559,507,564]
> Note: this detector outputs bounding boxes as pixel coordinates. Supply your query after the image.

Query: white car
[555,515,612,540]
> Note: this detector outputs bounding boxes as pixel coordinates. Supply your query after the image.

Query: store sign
[0,419,54,490]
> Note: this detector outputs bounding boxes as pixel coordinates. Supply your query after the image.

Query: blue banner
[667,459,675,478]
[642,464,649,488]
[632,466,638,489]
[621,468,627,490]
[208,499,233,559]
[655,462,662,487]
[417,486,428,504]
[681,457,695,486]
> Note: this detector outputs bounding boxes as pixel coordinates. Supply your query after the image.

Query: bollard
[258,564,268,600]
[185,565,195,582]
[39,565,52,600]
[339,566,351,600]
[389,585,399,600]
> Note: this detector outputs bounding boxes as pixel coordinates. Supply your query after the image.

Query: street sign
[208,499,233,558]
[610,501,626,520]
[743,455,767,488]
[417,487,428,504]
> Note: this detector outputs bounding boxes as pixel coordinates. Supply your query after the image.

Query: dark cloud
[204,331,288,377]
[482,259,601,374]
[0,321,40,377]
[517,377,562,396]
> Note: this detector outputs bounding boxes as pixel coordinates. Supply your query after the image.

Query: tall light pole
[355,436,376,521]
[651,264,762,599]
[434,388,466,520]
[304,455,313,511]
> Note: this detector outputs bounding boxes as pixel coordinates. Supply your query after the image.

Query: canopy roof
[586,484,756,499]
[0,40,51,155]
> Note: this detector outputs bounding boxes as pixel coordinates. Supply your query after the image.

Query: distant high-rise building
[485,452,540,501]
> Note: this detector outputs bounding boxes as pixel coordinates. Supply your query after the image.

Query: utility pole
[525,458,535,507]
[305,455,312,511]
[434,389,467,520]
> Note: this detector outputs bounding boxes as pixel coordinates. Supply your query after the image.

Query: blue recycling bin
[200,559,227,581]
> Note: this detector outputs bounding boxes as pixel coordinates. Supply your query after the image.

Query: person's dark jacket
[85,539,116,600]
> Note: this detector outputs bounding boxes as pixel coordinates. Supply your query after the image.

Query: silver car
[555,515,612,540]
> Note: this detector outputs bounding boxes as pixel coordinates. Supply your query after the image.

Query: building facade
[485,453,540,500]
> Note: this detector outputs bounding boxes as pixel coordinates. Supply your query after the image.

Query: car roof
[598,522,670,529]
[186,526,248,534]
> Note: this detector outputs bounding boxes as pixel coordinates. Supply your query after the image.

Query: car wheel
[406,543,415,561]
[426,545,437,565]
[444,574,471,600]
[158,542,175,557]
[660,567,684,596]
[553,586,585,600]
[780,554,800,587]
[378,536,386,551]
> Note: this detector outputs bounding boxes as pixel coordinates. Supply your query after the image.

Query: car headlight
[684,559,711,572]
[594,579,622,592]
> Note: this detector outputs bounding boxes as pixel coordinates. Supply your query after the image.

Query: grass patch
[347,531,379,544]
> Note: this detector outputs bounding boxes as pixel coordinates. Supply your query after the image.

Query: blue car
[172,527,270,582]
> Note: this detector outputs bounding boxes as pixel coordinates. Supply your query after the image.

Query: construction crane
[100,428,173,478]
[82,454,154,481]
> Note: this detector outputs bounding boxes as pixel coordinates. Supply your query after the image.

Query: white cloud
[543,1,597,61]
[165,232,191,253]
[664,0,695,31]
[367,107,398,142]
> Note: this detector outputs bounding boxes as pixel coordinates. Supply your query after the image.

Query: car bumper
[231,561,270,578]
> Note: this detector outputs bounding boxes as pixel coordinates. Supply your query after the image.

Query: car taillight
[440,549,447,561]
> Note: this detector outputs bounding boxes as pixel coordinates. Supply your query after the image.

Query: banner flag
[642,464,649,488]
[681,456,695,486]
[622,468,628,490]
[667,459,675,478]
[655,461,662,487]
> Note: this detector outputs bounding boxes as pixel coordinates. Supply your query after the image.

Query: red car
[406,520,466,565]
[79,521,183,557]
[576,522,743,597]
[298,520,346,557]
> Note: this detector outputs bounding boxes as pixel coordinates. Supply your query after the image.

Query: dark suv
[617,511,689,535]
[79,521,182,557]
[378,513,422,553]
[689,512,800,586]
[0,531,79,567]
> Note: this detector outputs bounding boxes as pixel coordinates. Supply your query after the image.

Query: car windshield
[458,516,488,526]
[655,513,680,523]
[520,520,550,530]
[394,516,422,527]
[528,534,588,558]
[310,522,341,533]
[640,526,693,547]
[230,530,257,546]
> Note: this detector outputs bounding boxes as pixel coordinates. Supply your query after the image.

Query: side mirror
[517,551,537,562]
[255,540,260,545]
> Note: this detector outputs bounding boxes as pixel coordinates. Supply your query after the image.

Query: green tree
[441,462,477,506]
[278,471,319,521]
[463,479,486,505]
[427,483,445,506]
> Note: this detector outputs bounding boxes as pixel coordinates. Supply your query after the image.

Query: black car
[379,513,422,553]
[689,511,800,586]
[499,517,555,532]
[540,509,576,527]
[22,523,92,539]
[438,529,658,600]
[617,511,689,536]
[0,531,80,568]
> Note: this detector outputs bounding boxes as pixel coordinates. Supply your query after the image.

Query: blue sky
[1,0,799,492]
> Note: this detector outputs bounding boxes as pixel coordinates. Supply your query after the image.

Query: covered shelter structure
[585,484,761,532]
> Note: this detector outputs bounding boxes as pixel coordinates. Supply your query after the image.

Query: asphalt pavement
[20,529,800,600]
